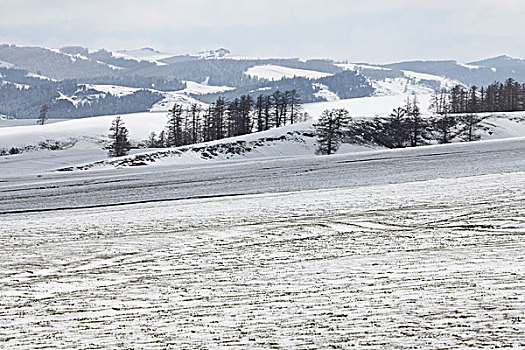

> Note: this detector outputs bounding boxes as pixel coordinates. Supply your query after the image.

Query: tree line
[430,78,525,114]
[315,97,486,155]
[146,90,307,149]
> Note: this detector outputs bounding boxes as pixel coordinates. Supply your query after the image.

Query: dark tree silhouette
[37,104,48,125]
[315,108,351,155]
[108,116,131,157]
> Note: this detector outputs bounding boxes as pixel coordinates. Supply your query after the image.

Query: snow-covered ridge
[49,48,89,62]
[335,63,461,98]
[87,84,141,98]
[112,48,173,65]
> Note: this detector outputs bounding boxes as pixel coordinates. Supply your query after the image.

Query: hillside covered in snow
[3,44,525,120]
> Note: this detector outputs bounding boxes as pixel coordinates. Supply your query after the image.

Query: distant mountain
[381,60,491,86]
[466,55,525,83]
[468,55,525,69]
[0,44,117,80]
[381,55,525,87]
[2,43,525,119]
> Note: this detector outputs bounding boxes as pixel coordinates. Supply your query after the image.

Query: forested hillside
[3,44,525,120]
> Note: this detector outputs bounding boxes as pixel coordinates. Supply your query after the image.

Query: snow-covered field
[1,88,525,348]
[245,64,333,80]
[1,141,524,348]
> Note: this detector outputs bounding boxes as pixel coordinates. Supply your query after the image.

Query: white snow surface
[245,64,333,80]
[372,78,436,97]
[0,119,67,128]
[182,80,235,95]
[149,81,234,112]
[458,62,482,69]
[0,60,14,68]
[150,91,208,112]
[337,63,461,98]
[313,83,340,101]
[401,70,462,88]
[50,48,89,62]
[0,112,167,150]
[1,137,525,348]
[369,71,461,98]
[303,94,433,118]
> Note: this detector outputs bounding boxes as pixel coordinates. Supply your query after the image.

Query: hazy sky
[1,0,524,63]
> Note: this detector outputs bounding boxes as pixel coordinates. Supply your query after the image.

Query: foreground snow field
[1,100,525,348]
[2,135,525,213]
[1,170,524,348]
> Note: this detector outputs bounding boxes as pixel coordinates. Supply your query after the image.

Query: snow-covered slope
[337,63,462,97]
[79,81,234,112]
[303,94,433,118]
[149,81,234,112]
[0,60,15,69]
[2,118,525,349]
[2,105,525,177]
[182,81,235,95]
[245,64,334,80]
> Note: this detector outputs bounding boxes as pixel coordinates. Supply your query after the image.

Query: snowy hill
[2,96,525,177]
[380,56,525,87]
